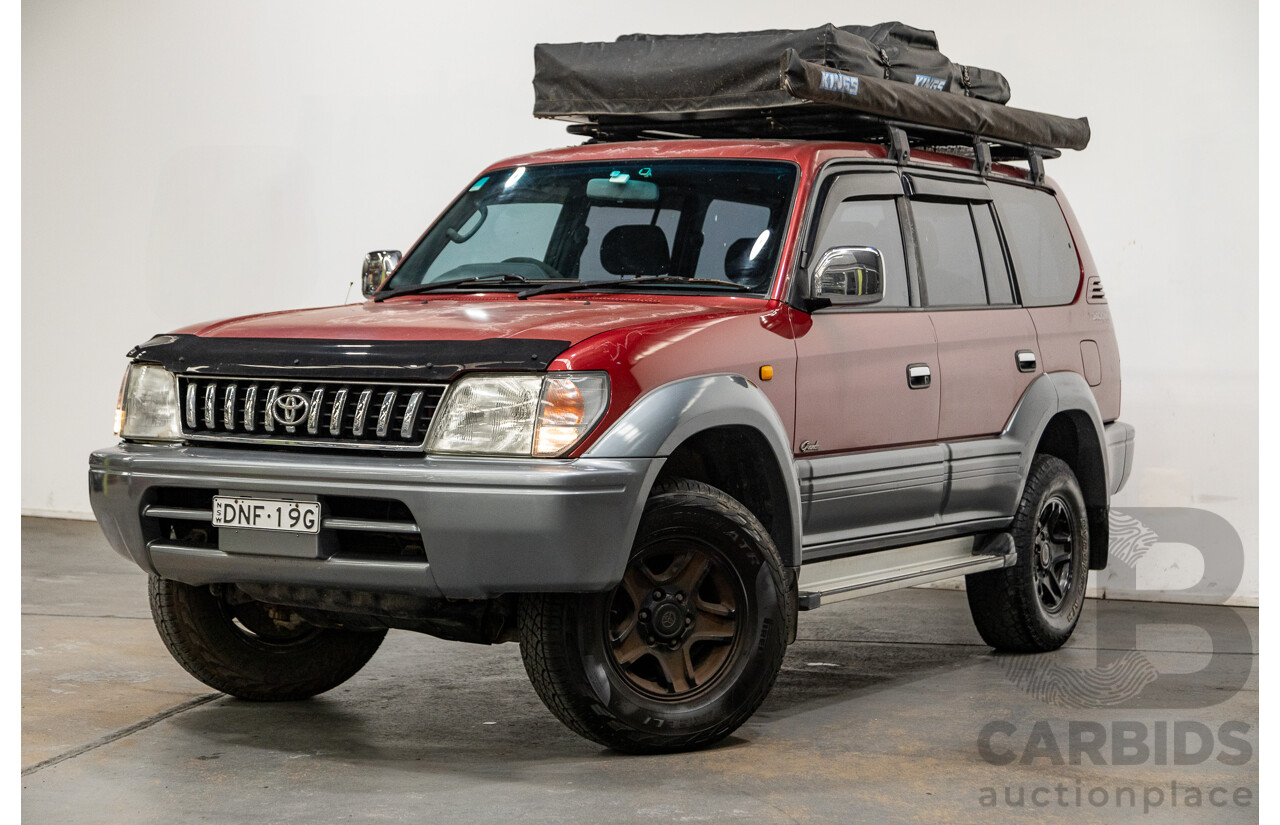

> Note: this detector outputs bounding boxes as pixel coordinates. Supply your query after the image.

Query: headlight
[426,372,609,457]
[114,364,182,442]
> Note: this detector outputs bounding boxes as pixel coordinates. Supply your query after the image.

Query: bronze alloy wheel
[517,478,788,752]
[1032,495,1076,614]
[605,541,743,700]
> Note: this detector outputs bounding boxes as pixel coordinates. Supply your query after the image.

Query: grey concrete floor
[23,517,1257,824]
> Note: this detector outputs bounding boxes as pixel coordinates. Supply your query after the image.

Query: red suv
[90,35,1133,753]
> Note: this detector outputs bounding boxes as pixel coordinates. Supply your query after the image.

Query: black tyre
[966,455,1090,652]
[149,576,387,701]
[518,478,788,753]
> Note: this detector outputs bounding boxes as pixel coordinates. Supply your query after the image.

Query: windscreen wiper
[517,276,754,300]
[372,273,531,303]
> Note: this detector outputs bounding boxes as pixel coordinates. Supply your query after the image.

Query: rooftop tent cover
[532,23,1089,152]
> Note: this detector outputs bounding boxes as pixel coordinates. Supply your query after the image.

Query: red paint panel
[555,303,802,456]
[1042,185,1122,421]
[1028,303,1121,421]
[170,293,766,345]
[792,312,939,453]
[929,308,1039,440]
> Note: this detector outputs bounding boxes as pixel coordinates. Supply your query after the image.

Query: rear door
[908,174,1041,440]
[907,174,1039,524]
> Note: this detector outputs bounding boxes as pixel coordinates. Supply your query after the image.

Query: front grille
[177,376,446,451]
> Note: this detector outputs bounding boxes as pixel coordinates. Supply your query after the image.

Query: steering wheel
[503,257,563,279]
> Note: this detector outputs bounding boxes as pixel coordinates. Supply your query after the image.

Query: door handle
[1016,350,1037,373]
[906,363,931,389]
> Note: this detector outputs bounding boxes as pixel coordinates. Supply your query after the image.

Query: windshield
[384,160,797,295]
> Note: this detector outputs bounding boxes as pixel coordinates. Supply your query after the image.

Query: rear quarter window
[993,184,1081,307]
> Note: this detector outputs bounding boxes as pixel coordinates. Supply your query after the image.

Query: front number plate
[212,496,321,534]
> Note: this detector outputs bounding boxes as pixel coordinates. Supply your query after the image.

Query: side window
[912,200,985,306]
[992,184,1080,307]
[578,206,680,281]
[971,204,1014,305]
[813,197,909,307]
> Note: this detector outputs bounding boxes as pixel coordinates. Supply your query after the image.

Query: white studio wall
[22,0,1258,604]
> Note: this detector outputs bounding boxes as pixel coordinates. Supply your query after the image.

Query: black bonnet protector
[127,335,573,382]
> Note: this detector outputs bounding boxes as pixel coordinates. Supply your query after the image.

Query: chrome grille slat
[243,386,257,432]
[330,388,348,436]
[353,389,373,436]
[223,384,237,430]
[203,384,216,429]
[401,391,423,439]
[177,376,445,452]
[376,391,396,437]
[263,386,279,432]
[307,388,324,434]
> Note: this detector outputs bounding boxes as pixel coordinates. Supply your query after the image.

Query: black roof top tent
[532,24,1090,184]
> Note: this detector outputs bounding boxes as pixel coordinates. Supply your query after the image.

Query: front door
[793,172,944,556]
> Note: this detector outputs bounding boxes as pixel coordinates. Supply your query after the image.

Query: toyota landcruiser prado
[89,25,1134,753]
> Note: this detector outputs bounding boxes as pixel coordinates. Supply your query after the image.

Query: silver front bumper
[89,444,662,598]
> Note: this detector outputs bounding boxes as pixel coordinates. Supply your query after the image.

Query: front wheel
[518,478,788,753]
[149,576,387,701]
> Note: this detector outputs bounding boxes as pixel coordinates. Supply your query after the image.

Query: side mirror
[807,246,884,309]
[362,250,402,297]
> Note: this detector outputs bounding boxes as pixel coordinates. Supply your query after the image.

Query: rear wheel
[519,478,788,753]
[966,455,1090,652]
[149,576,386,700]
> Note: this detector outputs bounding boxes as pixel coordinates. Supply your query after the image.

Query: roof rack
[564,107,1059,181]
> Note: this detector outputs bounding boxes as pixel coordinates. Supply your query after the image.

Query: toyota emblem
[272,392,310,427]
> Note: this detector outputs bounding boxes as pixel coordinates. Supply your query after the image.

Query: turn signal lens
[541,378,586,424]
[534,374,609,456]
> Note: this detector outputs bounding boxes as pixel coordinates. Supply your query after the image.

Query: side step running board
[797,533,1016,610]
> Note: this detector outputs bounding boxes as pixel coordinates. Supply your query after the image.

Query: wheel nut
[639,610,649,620]
[685,615,692,625]
[653,590,664,600]
[675,593,685,602]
